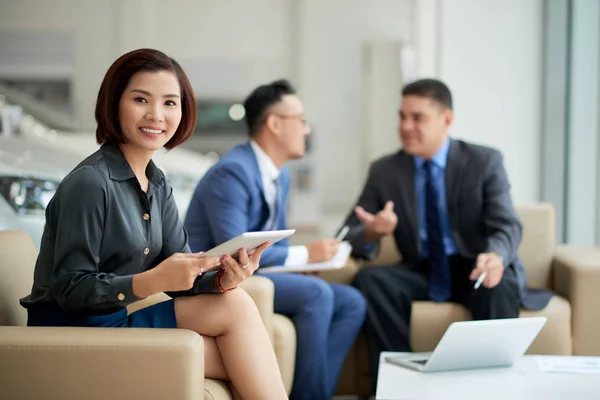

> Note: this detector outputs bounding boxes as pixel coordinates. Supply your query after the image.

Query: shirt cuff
[284,245,309,266]
[111,274,140,306]
[194,270,221,294]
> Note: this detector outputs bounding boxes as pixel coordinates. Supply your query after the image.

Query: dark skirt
[26,300,177,329]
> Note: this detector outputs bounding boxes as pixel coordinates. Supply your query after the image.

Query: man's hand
[354,200,398,242]
[307,239,341,263]
[469,252,504,289]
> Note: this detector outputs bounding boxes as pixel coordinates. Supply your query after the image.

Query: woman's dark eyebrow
[131,89,180,98]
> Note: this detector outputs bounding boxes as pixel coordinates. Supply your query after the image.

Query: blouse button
[143,213,150,221]
[143,247,150,255]
[117,293,125,301]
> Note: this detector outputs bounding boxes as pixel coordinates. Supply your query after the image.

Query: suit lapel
[241,143,269,208]
[445,139,468,228]
[395,151,419,252]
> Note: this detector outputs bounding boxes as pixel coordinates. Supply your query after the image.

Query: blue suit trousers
[260,273,366,400]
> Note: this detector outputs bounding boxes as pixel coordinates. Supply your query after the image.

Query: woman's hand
[218,242,270,291]
[157,253,221,292]
[134,253,221,298]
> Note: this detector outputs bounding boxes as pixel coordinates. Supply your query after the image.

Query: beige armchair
[0,230,296,400]
[318,203,600,396]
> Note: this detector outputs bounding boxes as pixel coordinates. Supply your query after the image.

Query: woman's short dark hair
[402,78,453,110]
[95,48,197,150]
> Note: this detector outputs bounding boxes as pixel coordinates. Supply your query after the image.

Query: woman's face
[118,70,183,153]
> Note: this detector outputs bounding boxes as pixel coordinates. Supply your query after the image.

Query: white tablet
[200,230,295,259]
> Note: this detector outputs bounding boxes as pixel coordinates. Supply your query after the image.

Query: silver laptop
[385,317,546,372]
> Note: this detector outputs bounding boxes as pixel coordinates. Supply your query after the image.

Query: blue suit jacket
[184,142,291,267]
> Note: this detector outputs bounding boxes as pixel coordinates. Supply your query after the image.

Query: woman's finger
[237,248,256,275]
[249,242,271,264]
[197,256,221,268]
[238,248,250,267]
[221,254,238,273]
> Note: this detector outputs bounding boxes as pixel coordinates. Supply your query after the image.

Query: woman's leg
[174,289,288,400]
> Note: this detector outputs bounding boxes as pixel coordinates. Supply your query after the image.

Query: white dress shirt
[250,141,309,266]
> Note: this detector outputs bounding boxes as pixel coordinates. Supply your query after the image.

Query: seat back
[515,203,555,289]
[371,203,556,289]
[0,230,38,326]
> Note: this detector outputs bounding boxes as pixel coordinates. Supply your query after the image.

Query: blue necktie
[269,177,281,230]
[425,161,451,302]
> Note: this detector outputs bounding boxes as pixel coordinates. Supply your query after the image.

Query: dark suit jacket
[343,139,552,310]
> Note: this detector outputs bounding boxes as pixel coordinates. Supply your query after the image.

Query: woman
[20,48,288,400]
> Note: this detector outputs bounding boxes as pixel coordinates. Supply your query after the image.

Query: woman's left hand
[218,242,270,290]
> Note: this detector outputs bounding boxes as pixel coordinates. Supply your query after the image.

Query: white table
[376,352,600,400]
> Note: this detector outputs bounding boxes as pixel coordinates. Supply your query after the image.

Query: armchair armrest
[239,275,275,341]
[0,326,204,400]
[553,245,600,356]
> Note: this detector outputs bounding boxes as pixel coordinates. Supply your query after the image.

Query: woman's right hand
[154,253,221,292]
[134,253,221,298]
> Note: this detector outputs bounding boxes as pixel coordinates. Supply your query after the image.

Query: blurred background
[0,0,599,250]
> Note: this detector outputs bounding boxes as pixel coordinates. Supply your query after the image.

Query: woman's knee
[221,288,259,315]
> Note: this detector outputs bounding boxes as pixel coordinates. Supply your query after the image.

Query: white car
[0,132,217,249]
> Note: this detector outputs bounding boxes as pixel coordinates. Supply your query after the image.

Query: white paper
[261,241,352,273]
[536,355,600,374]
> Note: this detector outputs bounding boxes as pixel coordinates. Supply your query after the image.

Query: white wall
[114,0,294,100]
[296,0,414,212]
[0,0,545,228]
[439,0,544,204]
[0,0,116,130]
[0,0,294,129]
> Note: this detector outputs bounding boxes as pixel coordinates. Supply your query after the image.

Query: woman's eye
[165,100,177,106]
[134,97,147,103]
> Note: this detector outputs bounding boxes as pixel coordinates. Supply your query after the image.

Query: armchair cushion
[409,296,571,355]
[204,380,233,400]
[272,313,296,393]
[553,245,600,355]
[0,326,204,400]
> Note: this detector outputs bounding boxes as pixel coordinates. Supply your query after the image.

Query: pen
[336,225,350,241]
[474,271,487,289]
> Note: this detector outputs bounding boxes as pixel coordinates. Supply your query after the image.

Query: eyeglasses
[269,113,309,126]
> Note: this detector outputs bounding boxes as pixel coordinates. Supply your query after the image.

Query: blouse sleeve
[50,166,140,312]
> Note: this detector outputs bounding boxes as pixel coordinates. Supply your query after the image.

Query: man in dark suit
[184,79,366,400]
[342,78,550,386]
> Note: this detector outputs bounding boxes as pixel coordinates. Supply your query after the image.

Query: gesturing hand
[218,242,271,291]
[354,200,398,239]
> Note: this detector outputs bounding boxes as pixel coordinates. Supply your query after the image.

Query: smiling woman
[95,48,195,151]
[19,48,288,400]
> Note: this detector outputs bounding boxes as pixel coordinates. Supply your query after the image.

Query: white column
[413,0,440,78]
[565,0,600,245]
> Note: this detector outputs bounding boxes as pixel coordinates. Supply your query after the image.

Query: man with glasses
[184,79,366,400]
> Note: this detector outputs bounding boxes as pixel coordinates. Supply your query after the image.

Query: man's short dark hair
[243,79,296,136]
[402,79,453,110]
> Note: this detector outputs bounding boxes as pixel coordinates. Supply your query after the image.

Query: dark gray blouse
[20,143,219,315]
